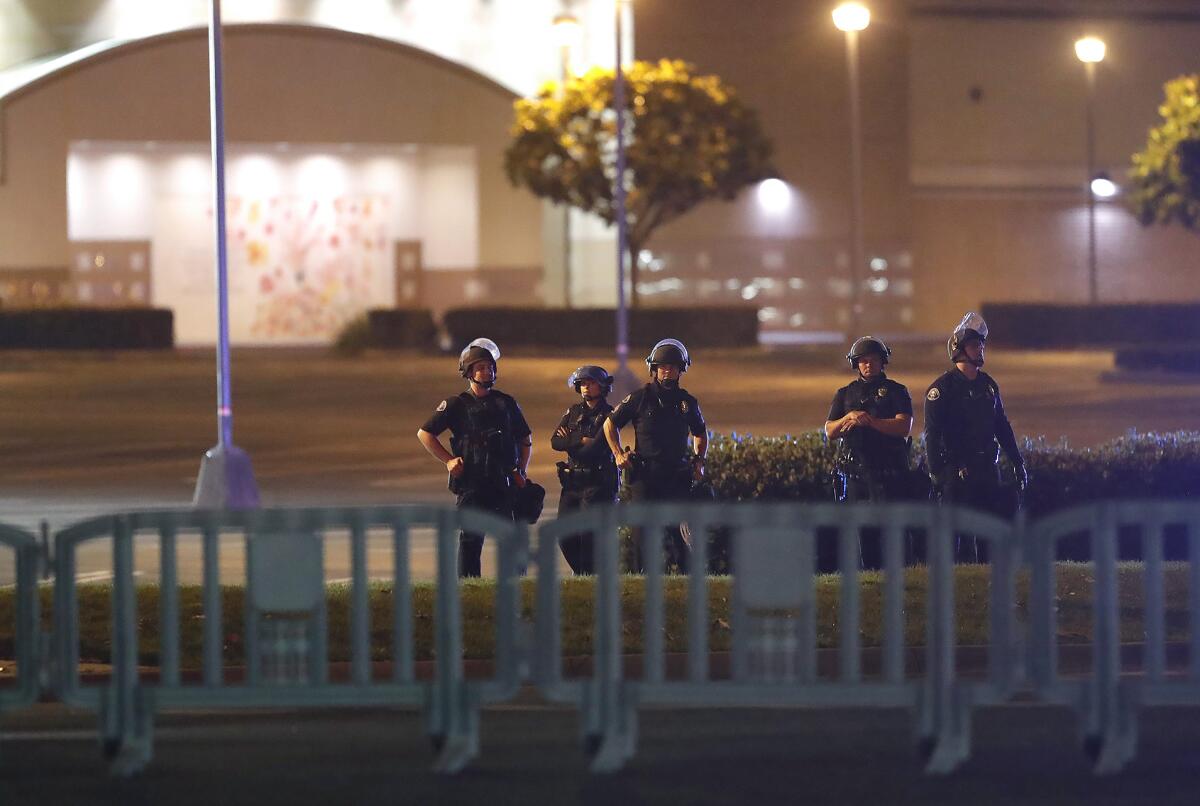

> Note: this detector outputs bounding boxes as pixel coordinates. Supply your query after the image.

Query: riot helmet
[567,365,614,397]
[645,339,691,373]
[459,338,501,383]
[947,312,988,365]
[846,336,891,369]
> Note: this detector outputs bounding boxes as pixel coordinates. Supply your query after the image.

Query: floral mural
[228,193,390,340]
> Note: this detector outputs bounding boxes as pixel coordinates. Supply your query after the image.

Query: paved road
[3,701,1200,805]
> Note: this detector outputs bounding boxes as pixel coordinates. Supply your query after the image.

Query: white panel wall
[66,141,477,344]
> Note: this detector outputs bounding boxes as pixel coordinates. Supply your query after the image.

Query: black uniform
[827,374,914,502]
[551,400,618,575]
[924,368,1024,559]
[608,381,706,572]
[421,389,531,577]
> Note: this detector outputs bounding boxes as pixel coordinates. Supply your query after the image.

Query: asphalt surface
[3,346,1199,803]
[3,701,1200,805]
[1,345,1196,583]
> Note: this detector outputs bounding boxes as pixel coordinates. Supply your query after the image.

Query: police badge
[927,388,940,401]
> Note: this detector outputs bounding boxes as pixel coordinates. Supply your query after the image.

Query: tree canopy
[504,59,775,304]
[1129,74,1200,232]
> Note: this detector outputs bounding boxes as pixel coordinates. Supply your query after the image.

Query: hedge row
[981,303,1200,349]
[442,306,758,348]
[366,308,438,349]
[704,429,1200,517]
[1114,347,1200,374]
[0,309,173,349]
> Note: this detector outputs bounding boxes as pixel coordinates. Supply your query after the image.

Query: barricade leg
[583,508,637,773]
[919,508,971,774]
[100,686,155,777]
[428,514,480,774]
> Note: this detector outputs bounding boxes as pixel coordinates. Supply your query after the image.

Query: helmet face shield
[459,337,502,379]
[948,312,989,364]
[645,338,691,373]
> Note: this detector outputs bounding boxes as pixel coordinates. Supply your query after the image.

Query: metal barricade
[1026,500,1200,774]
[534,501,1019,774]
[0,521,43,749]
[52,505,527,776]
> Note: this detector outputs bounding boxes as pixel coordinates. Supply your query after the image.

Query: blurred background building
[0,0,1197,343]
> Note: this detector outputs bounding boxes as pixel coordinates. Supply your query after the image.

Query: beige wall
[0,24,541,272]
[909,10,1200,327]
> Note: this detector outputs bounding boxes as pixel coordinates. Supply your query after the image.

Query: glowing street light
[832,2,870,32]
[832,2,870,337]
[1075,35,1106,304]
[1091,173,1118,199]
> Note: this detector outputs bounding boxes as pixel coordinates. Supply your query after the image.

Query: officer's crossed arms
[824,344,913,443]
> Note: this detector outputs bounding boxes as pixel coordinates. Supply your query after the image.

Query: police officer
[924,313,1027,561]
[603,339,707,573]
[417,338,533,577]
[825,336,914,567]
[551,365,619,575]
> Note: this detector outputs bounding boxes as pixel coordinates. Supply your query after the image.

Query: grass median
[0,562,1189,669]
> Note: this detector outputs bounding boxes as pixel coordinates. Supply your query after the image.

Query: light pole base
[193,443,261,510]
[611,364,642,402]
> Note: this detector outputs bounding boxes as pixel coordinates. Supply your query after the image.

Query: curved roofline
[0,21,519,108]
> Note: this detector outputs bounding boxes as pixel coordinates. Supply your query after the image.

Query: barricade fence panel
[1,500,1195,778]
[50,506,527,776]
[0,522,41,714]
[534,501,1019,773]
[1026,500,1200,775]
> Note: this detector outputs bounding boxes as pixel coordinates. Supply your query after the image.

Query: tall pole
[194,0,259,509]
[1084,60,1098,304]
[612,0,635,393]
[845,29,864,338]
[1075,35,1105,305]
[211,0,233,450]
[559,28,574,309]
[834,3,870,339]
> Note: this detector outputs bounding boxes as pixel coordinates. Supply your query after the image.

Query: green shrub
[331,313,372,357]
[703,429,1200,516]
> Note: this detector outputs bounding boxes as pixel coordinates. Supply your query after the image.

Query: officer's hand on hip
[956,466,970,480]
[447,457,465,478]
[614,450,632,470]
[554,425,568,439]
[1014,462,1029,492]
[511,469,528,489]
[691,456,706,482]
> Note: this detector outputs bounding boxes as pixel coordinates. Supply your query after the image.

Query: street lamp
[611,0,638,396]
[1075,35,1105,304]
[553,9,581,309]
[833,2,869,339]
[193,0,259,509]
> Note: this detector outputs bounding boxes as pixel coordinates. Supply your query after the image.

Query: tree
[1129,74,1200,232]
[505,59,775,306]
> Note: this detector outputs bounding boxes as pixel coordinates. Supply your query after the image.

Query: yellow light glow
[553,12,582,48]
[832,3,870,32]
[1074,36,1106,64]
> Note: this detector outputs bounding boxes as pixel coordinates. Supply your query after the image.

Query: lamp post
[833,2,870,339]
[553,10,581,309]
[1075,35,1105,305]
[193,0,259,509]
[611,0,637,396]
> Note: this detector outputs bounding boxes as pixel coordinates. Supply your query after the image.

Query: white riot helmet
[458,338,501,381]
[948,312,988,365]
